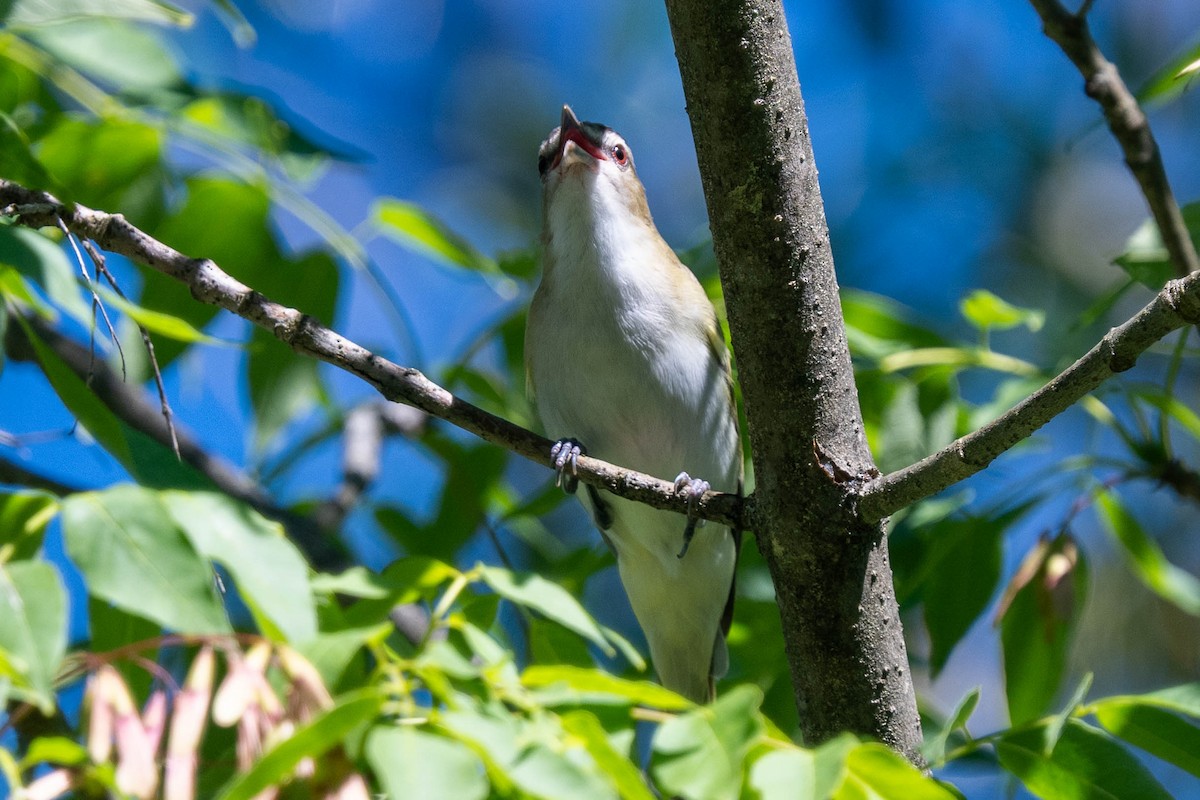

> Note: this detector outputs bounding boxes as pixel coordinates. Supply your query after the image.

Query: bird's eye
[537,154,550,175]
[611,143,629,166]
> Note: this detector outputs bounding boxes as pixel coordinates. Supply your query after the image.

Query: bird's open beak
[553,105,606,170]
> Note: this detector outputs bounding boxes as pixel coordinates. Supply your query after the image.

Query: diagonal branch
[856,1,1200,524]
[0,180,746,531]
[1031,0,1200,277]
[857,270,1200,523]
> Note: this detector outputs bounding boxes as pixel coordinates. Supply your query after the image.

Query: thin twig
[78,237,180,458]
[0,181,746,530]
[57,218,124,381]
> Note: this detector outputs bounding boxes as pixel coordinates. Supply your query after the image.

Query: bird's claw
[551,438,585,494]
[674,472,710,559]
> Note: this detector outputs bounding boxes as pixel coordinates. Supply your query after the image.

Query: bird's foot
[674,472,711,559]
[551,438,586,494]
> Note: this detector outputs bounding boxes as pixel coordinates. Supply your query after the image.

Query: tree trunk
[664,0,924,761]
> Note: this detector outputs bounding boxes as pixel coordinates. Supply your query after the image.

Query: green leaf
[0,226,91,326]
[20,736,89,768]
[651,684,765,800]
[0,0,192,28]
[996,719,1171,800]
[372,198,497,274]
[522,665,691,710]
[0,111,59,193]
[36,117,164,214]
[0,560,67,713]
[94,286,219,344]
[561,711,655,800]
[960,290,1044,332]
[0,490,59,562]
[922,517,1004,676]
[1093,699,1200,777]
[216,689,383,800]
[1113,203,1200,289]
[838,742,960,799]
[841,289,947,361]
[478,565,615,656]
[17,314,134,466]
[296,623,390,691]
[1137,40,1200,107]
[922,687,979,766]
[61,485,230,633]
[747,734,857,800]
[1096,492,1200,616]
[334,557,458,627]
[366,726,488,800]
[28,19,182,94]
[1001,537,1087,725]
[162,491,317,643]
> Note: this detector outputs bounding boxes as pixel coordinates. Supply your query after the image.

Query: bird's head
[537,105,650,224]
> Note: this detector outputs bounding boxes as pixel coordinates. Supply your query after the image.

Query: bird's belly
[530,319,733,489]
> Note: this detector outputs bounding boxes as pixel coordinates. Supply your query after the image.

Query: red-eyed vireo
[525,105,743,703]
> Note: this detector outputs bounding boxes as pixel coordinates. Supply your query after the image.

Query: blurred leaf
[337,556,458,626]
[838,742,960,799]
[0,263,54,321]
[216,689,383,800]
[36,117,163,214]
[1096,492,1200,616]
[87,596,159,698]
[0,559,66,713]
[528,616,594,668]
[522,664,690,710]
[17,314,134,465]
[439,701,618,800]
[28,18,182,94]
[749,734,856,800]
[0,225,91,326]
[1092,699,1200,777]
[95,285,218,343]
[1133,388,1200,442]
[960,290,1044,333]
[842,289,947,361]
[479,565,615,657]
[922,687,979,766]
[411,434,507,557]
[1113,203,1200,289]
[1000,535,1087,725]
[162,491,317,643]
[297,623,390,691]
[61,484,230,633]
[651,684,764,800]
[179,92,361,181]
[923,516,1004,676]
[0,490,58,561]
[996,719,1171,800]
[0,110,59,191]
[561,710,655,800]
[1137,39,1200,107]
[366,725,488,800]
[372,197,497,274]
[0,0,191,28]
[19,736,88,768]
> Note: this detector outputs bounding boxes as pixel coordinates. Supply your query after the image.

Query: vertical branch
[664,0,922,760]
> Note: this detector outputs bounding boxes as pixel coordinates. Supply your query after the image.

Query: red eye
[611,143,628,166]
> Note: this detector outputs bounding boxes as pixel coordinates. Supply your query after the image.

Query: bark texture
[664,0,923,760]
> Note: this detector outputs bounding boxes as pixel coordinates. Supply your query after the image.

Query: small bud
[165,647,216,800]
[22,768,75,800]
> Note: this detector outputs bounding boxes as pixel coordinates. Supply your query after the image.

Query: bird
[525,105,743,703]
